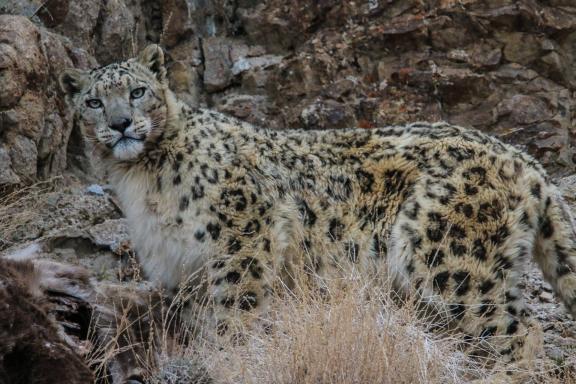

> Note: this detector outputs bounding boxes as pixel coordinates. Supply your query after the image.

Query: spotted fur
[61,46,576,366]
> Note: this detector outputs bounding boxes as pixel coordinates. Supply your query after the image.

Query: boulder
[0,16,95,186]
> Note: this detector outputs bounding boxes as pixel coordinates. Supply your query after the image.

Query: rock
[52,0,101,53]
[87,219,129,251]
[300,100,356,130]
[86,184,105,196]
[216,94,272,126]
[497,95,552,125]
[231,55,283,76]
[95,0,136,65]
[499,32,542,65]
[7,135,37,180]
[0,15,94,186]
[539,291,554,303]
[3,0,576,179]
[202,37,233,93]
[160,0,193,48]
[0,146,19,185]
[35,0,70,28]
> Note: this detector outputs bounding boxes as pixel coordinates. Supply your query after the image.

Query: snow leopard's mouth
[111,136,144,148]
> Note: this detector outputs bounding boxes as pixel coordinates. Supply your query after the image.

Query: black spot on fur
[506,320,519,335]
[404,201,420,220]
[156,176,162,192]
[453,271,471,296]
[433,271,450,293]
[476,300,497,317]
[477,200,501,223]
[226,271,241,284]
[262,238,271,252]
[530,183,541,199]
[201,164,219,184]
[175,216,183,225]
[490,225,510,245]
[427,228,444,242]
[449,225,466,239]
[207,222,221,240]
[298,199,317,227]
[194,230,205,241]
[356,170,374,193]
[479,280,495,294]
[505,291,517,302]
[458,203,474,218]
[221,189,248,212]
[242,220,260,236]
[220,297,235,308]
[448,146,474,161]
[173,175,182,185]
[191,183,205,200]
[450,241,466,257]
[328,218,345,241]
[464,183,478,196]
[540,216,554,238]
[344,242,360,263]
[426,212,447,242]
[384,169,407,195]
[327,175,352,201]
[449,302,466,320]
[372,235,384,258]
[212,260,225,269]
[227,238,242,254]
[479,326,497,339]
[472,239,487,261]
[179,196,189,211]
[426,249,444,267]
[241,257,263,279]
[494,253,513,271]
[239,292,258,311]
[520,211,532,228]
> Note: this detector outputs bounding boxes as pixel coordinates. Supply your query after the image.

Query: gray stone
[202,37,233,93]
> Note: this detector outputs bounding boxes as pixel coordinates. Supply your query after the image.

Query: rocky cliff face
[1,0,575,183]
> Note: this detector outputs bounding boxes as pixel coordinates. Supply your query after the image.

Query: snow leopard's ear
[59,68,89,102]
[137,44,166,83]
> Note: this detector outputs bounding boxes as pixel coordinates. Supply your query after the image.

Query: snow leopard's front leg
[204,249,275,343]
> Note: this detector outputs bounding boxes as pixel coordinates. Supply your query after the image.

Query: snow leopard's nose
[109,117,132,133]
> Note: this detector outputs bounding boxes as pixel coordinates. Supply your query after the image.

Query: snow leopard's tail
[533,184,576,319]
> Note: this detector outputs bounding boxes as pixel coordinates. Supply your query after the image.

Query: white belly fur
[111,169,208,290]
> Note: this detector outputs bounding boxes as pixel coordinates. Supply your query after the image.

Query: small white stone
[87,184,105,196]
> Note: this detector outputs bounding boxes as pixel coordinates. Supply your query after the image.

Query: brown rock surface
[3,0,576,184]
[0,15,95,186]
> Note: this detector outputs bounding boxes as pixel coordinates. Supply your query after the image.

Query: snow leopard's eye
[130,87,146,99]
[86,99,103,109]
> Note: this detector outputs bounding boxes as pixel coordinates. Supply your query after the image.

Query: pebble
[86,184,105,196]
[539,291,554,302]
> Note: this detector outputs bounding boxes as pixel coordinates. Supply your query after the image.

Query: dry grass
[94,271,576,384]
[203,279,471,384]
[142,274,485,384]
[0,177,63,251]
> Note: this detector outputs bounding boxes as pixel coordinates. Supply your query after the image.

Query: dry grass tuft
[59,268,576,384]
[0,177,63,251]
[161,275,480,384]
[145,273,576,384]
